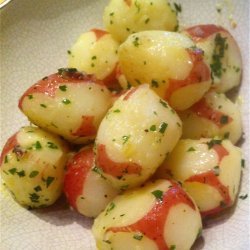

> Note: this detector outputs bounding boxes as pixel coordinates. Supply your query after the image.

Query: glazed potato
[183,24,242,92]
[0,126,69,208]
[64,146,119,218]
[68,29,120,90]
[95,84,182,190]
[92,179,202,250]
[155,138,242,217]
[103,0,178,43]
[19,69,112,144]
[118,31,212,110]
[179,91,242,144]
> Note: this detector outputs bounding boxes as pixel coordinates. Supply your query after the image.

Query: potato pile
[0,0,244,249]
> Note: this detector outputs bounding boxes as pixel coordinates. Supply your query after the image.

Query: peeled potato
[182,24,242,92]
[155,138,242,217]
[95,84,182,190]
[68,29,120,90]
[92,179,202,250]
[103,0,178,43]
[118,31,212,110]
[19,69,112,144]
[64,146,119,218]
[179,91,242,144]
[0,126,69,208]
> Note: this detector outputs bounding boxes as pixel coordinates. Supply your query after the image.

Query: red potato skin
[124,0,132,7]
[107,181,196,250]
[64,147,94,210]
[91,29,108,41]
[165,48,211,104]
[71,116,97,137]
[191,98,233,128]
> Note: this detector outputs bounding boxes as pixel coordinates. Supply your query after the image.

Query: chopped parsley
[59,85,67,92]
[133,234,143,240]
[133,37,140,47]
[44,176,55,188]
[224,132,230,139]
[105,202,115,215]
[134,0,141,13]
[29,171,39,178]
[47,142,58,149]
[33,141,42,150]
[220,115,229,124]
[92,166,103,175]
[91,55,97,60]
[170,245,176,250]
[62,99,71,105]
[159,99,168,108]
[150,125,156,131]
[34,185,42,192]
[28,94,33,100]
[58,68,77,75]
[174,3,182,13]
[145,18,150,24]
[113,109,120,113]
[8,168,17,175]
[159,122,168,134]
[16,170,25,177]
[151,79,159,88]
[239,194,248,200]
[40,104,47,108]
[67,50,71,55]
[241,159,245,168]
[4,155,8,163]
[206,139,222,149]
[151,190,163,201]
[187,147,196,152]
[29,193,40,203]
[213,166,220,176]
[122,135,130,144]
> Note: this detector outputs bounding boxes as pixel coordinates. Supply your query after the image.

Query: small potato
[179,91,242,144]
[19,69,112,144]
[95,84,182,190]
[103,0,178,43]
[68,29,120,90]
[182,24,242,92]
[118,31,212,110]
[92,179,202,250]
[64,146,119,218]
[0,126,69,208]
[155,138,242,217]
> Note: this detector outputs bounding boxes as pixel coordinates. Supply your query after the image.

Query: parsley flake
[187,147,195,152]
[159,122,168,134]
[59,85,67,92]
[47,142,58,149]
[133,234,143,240]
[29,171,39,178]
[122,135,130,144]
[62,99,71,105]
[151,190,163,201]
[239,194,248,200]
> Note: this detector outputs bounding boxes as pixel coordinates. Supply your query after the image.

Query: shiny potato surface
[92,179,202,250]
[0,126,69,208]
[155,138,242,216]
[19,69,112,144]
[95,84,182,190]
[179,91,242,144]
[64,146,118,218]
[118,31,212,110]
[68,29,120,90]
[183,24,242,92]
[103,0,178,43]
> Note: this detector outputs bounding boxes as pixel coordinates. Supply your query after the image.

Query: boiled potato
[155,138,242,217]
[95,84,182,189]
[92,179,202,250]
[118,31,212,110]
[103,0,178,43]
[0,126,69,208]
[19,69,112,144]
[68,29,120,90]
[179,91,242,144]
[182,24,242,92]
[64,146,119,218]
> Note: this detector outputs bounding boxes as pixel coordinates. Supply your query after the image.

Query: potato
[155,138,242,217]
[95,84,182,190]
[92,179,202,250]
[0,126,69,208]
[179,91,242,144]
[182,24,242,92]
[118,31,212,110]
[19,69,112,144]
[103,0,178,43]
[68,29,120,90]
[64,146,119,218]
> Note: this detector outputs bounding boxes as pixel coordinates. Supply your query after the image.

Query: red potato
[0,126,69,208]
[68,29,121,90]
[19,69,112,144]
[182,24,242,92]
[155,138,242,217]
[92,179,202,250]
[64,146,119,218]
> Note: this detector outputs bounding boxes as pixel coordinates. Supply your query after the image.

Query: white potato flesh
[118,31,212,110]
[183,24,242,92]
[103,0,177,43]
[19,70,112,144]
[155,138,242,216]
[68,29,120,89]
[179,91,242,144]
[0,126,69,208]
[92,179,202,250]
[95,84,182,189]
[63,146,119,218]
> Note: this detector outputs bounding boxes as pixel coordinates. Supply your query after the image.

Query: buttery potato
[92,179,202,250]
[182,24,242,92]
[64,146,119,218]
[179,91,242,144]
[155,138,242,217]
[103,0,178,43]
[19,69,112,144]
[68,29,120,90]
[0,126,69,208]
[95,84,182,190]
[118,31,212,110]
